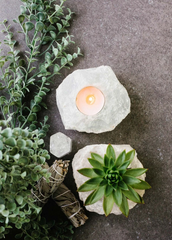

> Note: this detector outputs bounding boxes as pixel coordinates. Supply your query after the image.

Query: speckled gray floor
[1,0,172,240]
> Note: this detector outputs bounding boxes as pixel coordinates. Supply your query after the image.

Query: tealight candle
[76,86,105,115]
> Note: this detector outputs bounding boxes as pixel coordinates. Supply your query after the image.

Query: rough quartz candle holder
[72,144,146,215]
[56,65,131,134]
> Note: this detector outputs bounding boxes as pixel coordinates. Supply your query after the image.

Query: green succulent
[78,145,151,217]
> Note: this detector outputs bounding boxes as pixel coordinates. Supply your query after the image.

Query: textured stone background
[0,0,172,240]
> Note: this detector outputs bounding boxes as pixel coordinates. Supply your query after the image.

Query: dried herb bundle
[53,183,88,228]
[32,160,69,206]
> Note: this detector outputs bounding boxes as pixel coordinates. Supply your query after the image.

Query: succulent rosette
[78,144,151,217]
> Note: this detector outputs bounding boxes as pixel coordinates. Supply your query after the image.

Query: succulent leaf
[122,175,141,185]
[103,193,114,216]
[105,185,114,197]
[120,194,129,217]
[78,145,151,217]
[106,144,116,161]
[104,154,109,167]
[77,168,98,178]
[124,168,148,177]
[115,150,126,167]
[88,158,104,170]
[85,185,106,205]
[78,177,103,192]
[113,187,122,206]
[99,179,108,186]
[90,152,104,164]
[129,179,151,190]
[117,160,131,171]
[118,181,129,190]
[103,166,108,173]
[109,157,115,168]
[122,185,142,203]
[125,150,135,163]
[93,168,105,177]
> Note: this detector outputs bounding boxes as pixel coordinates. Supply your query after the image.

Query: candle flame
[86,95,95,105]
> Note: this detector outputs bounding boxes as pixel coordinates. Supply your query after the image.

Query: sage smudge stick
[32,160,69,206]
[52,183,88,228]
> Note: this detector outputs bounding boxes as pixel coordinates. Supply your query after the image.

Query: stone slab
[72,144,145,215]
[56,66,130,133]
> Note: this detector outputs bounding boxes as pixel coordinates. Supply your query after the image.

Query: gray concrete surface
[0,0,172,240]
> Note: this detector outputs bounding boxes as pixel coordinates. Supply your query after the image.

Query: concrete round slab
[56,66,131,133]
[72,144,146,215]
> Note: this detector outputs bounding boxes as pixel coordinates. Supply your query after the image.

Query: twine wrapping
[32,160,69,207]
[52,183,88,228]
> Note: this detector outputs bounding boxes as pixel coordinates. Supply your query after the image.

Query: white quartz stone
[56,66,131,133]
[72,144,146,215]
[50,132,72,158]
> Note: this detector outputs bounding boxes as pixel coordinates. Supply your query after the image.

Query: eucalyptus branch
[0,0,81,238]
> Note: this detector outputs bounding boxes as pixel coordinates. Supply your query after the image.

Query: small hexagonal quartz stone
[50,132,72,158]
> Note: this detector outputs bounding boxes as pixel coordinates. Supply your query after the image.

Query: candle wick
[87,95,95,105]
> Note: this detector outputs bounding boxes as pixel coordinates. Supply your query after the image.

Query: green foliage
[0,125,51,238]
[0,0,81,238]
[15,214,74,240]
[78,145,151,217]
[0,0,81,131]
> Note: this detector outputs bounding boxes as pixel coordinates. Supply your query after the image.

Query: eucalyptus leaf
[18,15,25,23]
[50,31,56,39]
[28,113,37,122]
[18,157,29,165]
[35,22,45,31]
[7,202,16,211]
[32,104,41,112]
[0,204,5,213]
[1,210,9,217]
[17,139,26,148]
[16,196,23,205]
[25,22,34,31]
[31,172,39,181]
[4,137,16,147]
[1,128,12,138]
[53,64,60,73]
[37,12,45,21]
[61,57,67,66]
[0,140,3,150]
